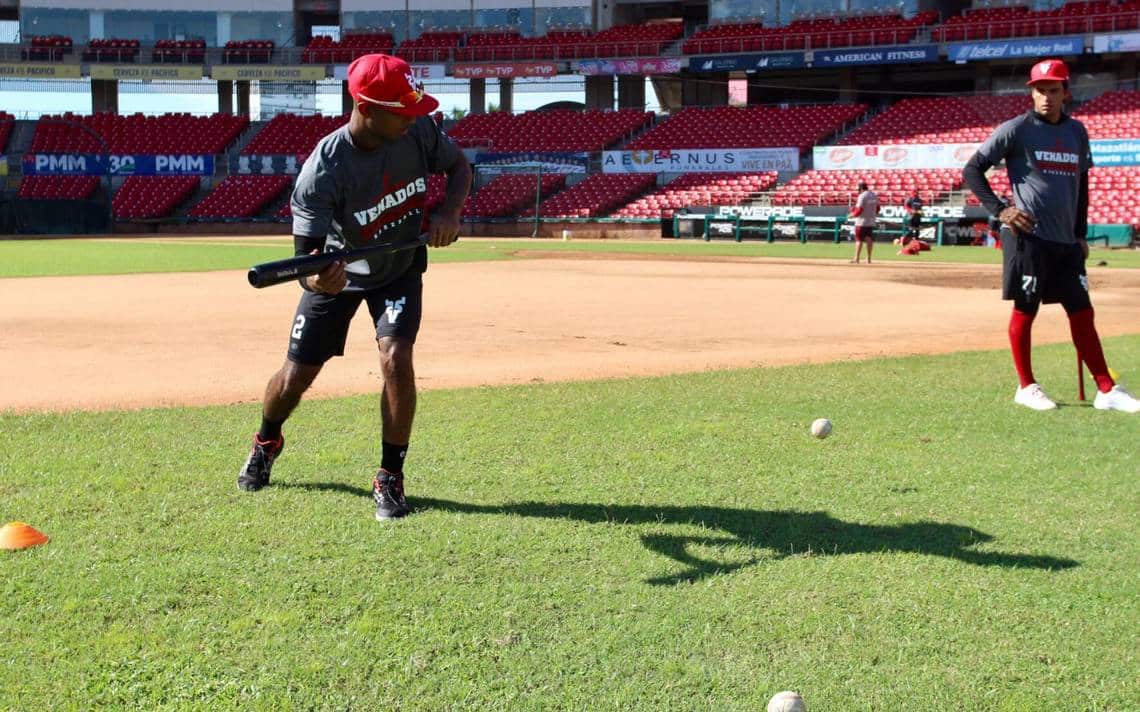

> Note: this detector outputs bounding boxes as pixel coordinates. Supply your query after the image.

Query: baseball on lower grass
[767,690,806,712]
[810,418,832,439]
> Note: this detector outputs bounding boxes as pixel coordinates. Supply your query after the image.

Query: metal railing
[931,12,1140,43]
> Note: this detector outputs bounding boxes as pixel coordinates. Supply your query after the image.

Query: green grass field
[2,337,1138,710]
[1,235,1138,278]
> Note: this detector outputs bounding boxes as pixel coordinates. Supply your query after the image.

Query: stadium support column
[617,75,645,110]
[342,80,352,115]
[237,81,251,117]
[91,79,118,113]
[838,68,856,103]
[218,80,234,114]
[470,78,486,114]
[586,75,614,110]
[499,77,513,114]
[681,73,726,107]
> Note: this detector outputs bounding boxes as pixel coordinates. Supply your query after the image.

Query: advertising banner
[576,58,685,76]
[22,153,214,176]
[90,64,203,80]
[231,154,303,176]
[0,63,82,79]
[0,156,7,177]
[475,152,588,173]
[949,36,1083,63]
[603,147,799,173]
[1091,139,1140,166]
[812,44,938,67]
[1093,32,1140,53]
[688,52,805,72]
[452,62,558,79]
[813,143,981,171]
[333,63,444,81]
[212,66,325,81]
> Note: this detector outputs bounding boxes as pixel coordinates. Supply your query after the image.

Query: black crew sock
[258,417,284,443]
[381,441,408,474]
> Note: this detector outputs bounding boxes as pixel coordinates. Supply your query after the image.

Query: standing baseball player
[904,189,924,239]
[963,58,1138,412]
[849,181,879,264]
[237,53,473,518]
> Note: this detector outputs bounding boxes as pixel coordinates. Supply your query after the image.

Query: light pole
[44,116,114,232]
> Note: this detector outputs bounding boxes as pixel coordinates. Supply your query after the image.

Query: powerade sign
[949,36,1083,63]
[1091,139,1140,166]
[689,52,805,72]
[812,44,937,67]
[22,153,213,176]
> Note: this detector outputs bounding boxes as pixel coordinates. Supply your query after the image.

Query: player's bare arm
[429,153,472,248]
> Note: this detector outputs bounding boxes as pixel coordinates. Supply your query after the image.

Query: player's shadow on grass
[416,499,1079,586]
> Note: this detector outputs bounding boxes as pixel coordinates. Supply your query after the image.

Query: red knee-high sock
[1009,309,1036,388]
[1068,307,1115,393]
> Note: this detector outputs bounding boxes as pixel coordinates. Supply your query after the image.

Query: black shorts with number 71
[1001,231,1090,313]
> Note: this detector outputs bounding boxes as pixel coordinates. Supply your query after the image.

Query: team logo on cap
[1039,61,1052,74]
[405,72,424,104]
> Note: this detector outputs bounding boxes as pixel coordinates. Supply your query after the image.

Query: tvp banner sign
[949,36,1083,62]
[603,148,799,173]
[452,62,557,79]
[814,143,981,171]
[22,153,214,176]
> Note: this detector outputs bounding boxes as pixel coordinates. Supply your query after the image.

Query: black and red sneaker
[237,434,284,492]
[373,469,410,520]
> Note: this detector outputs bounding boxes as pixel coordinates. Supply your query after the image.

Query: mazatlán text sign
[688,52,805,72]
[949,36,1083,62]
[0,63,81,79]
[212,66,326,81]
[812,44,938,67]
[89,64,203,80]
[603,148,799,173]
[813,143,981,171]
[1091,139,1140,166]
[22,153,214,176]
[452,62,557,79]
[576,58,685,76]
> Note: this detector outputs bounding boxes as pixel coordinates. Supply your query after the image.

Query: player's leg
[851,227,865,263]
[365,271,424,519]
[1003,235,1054,410]
[865,228,874,263]
[239,290,364,491]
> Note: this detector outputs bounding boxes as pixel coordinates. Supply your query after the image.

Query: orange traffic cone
[0,521,50,550]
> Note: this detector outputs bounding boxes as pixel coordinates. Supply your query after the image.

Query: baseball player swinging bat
[247,232,430,288]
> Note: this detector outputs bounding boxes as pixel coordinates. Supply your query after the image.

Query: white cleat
[1014,383,1058,411]
[1093,385,1140,413]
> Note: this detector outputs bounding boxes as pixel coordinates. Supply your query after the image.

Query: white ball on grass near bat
[768,690,806,712]
[810,418,832,439]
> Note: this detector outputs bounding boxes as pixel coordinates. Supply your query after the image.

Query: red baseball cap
[348,53,439,117]
[1026,58,1069,86]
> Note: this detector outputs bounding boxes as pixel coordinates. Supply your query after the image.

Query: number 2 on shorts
[292,314,306,340]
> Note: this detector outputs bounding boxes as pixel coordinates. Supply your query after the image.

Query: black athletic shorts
[1001,231,1090,313]
[855,226,874,242]
[286,264,424,365]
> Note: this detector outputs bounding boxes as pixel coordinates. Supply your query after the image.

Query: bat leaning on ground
[247,233,430,288]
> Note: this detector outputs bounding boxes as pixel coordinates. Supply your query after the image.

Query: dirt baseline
[1,254,1137,413]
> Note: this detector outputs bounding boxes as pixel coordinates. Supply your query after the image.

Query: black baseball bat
[247,233,430,289]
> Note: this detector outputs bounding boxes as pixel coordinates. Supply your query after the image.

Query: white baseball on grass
[810,418,832,439]
[768,690,806,712]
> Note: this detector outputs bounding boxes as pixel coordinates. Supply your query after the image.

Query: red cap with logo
[348,53,439,117]
[1026,58,1069,86]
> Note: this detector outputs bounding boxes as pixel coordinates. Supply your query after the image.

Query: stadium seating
[840,95,1030,145]
[1073,90,1140,139]
[0,111,13,152]
[241,113,346,162]
[626,104,868,152]
[971,167,1140,226]
[83,38,140,63]
[152,39,206,63]
[223,40,274,64]
[932,1,1140,42]
[30,112,248,155]
[462,173,566,218]
[395,31,463,63]
[525,173,656,218]
[21,35,73,61]
[188,175,292,219]
[772,169,962,206]
[683,12,938,54]
[113,175,200,219]
[18,176,100,200]
[449,109,653,152]
[302,32,396,64]
[613,172,779,219]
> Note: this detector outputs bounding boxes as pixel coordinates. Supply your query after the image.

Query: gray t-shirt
[291,117,461,290]
[975,111,1091,244]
